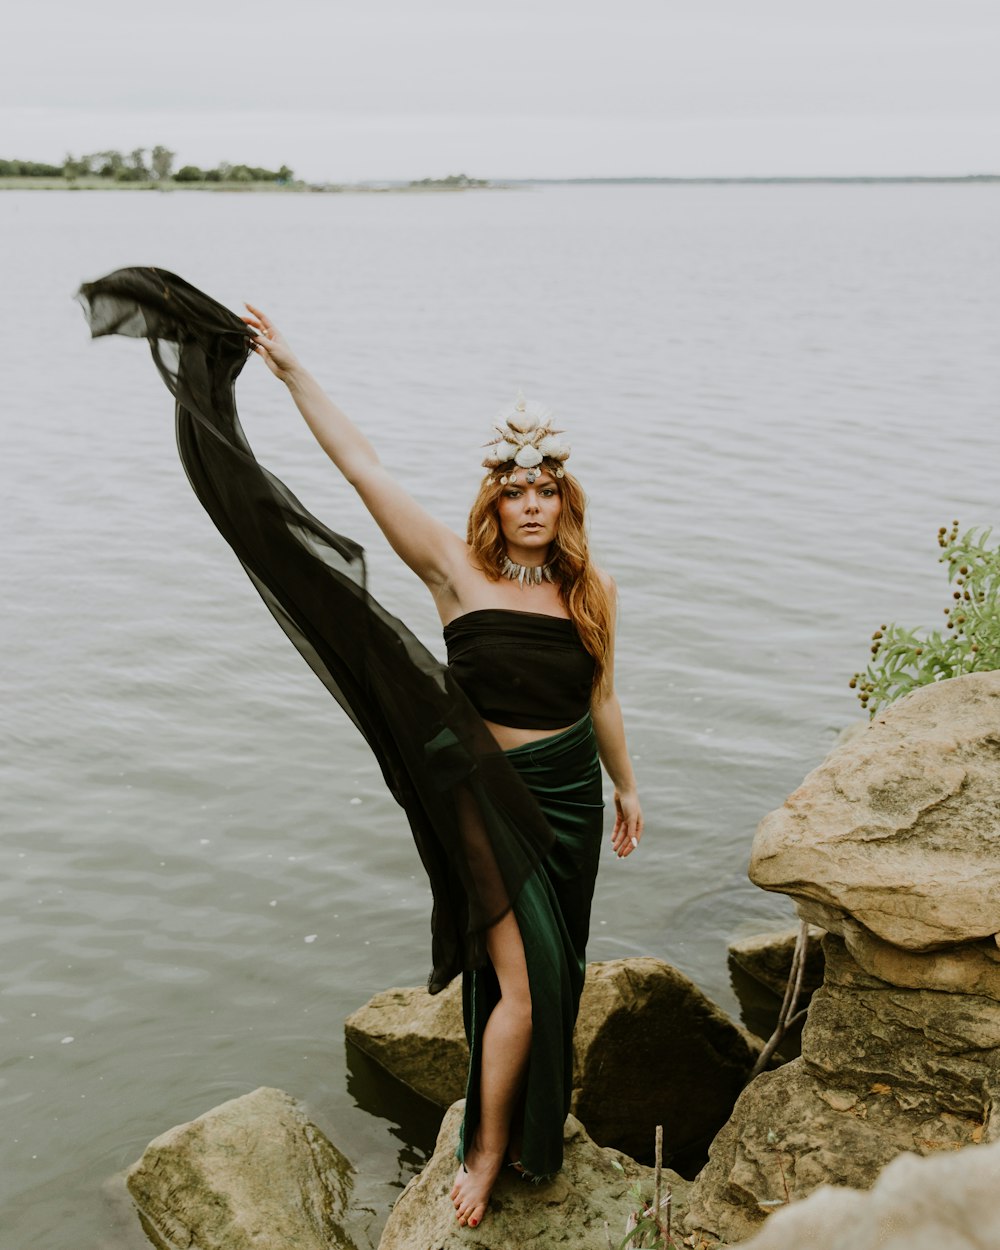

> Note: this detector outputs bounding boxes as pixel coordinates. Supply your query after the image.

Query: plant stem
[747,921,809,1082]
[654,1124,663,1242]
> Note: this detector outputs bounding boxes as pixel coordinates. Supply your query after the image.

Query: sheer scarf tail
[77,266,555,992]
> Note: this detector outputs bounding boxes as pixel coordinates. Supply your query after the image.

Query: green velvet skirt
[458,714,604,1178]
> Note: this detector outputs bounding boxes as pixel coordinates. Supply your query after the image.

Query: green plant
[607,1127,729,1250]
[609,1166,673,1248]
[609,1126,680,1250]
[851,522,1000,715]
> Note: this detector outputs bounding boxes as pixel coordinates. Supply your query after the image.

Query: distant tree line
[59,147,176,180]
[1,148,293,184]
[408,173,487,188]
[174,160,295,184]
[0,158,65,177]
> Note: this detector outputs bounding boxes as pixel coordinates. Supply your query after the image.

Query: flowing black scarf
[78,267,555,993]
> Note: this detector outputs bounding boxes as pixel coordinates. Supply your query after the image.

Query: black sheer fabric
[77,267,556,993]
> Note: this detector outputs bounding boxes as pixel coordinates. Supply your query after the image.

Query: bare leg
[450,910,532,1228]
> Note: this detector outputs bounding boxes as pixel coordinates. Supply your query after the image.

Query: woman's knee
[505,980,535,1030]
[487,913,532,1019]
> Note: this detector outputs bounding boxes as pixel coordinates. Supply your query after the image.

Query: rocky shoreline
[114,671,1000,1249]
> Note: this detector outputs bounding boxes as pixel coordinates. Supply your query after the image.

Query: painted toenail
[469,1218,478,1227]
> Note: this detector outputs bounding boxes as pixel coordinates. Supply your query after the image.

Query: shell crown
[482,394,571,483]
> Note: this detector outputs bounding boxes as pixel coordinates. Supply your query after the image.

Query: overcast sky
[7,0,1000,181]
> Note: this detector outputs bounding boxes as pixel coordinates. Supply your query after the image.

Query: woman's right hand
[242,303,301,383]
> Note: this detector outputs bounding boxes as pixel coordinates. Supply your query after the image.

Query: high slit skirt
[460,715,604,1179]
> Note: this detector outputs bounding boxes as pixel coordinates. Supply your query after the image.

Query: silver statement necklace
[500,556,554,587]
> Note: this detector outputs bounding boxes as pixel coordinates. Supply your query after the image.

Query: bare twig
[654,1124,663,1240]
[747,920,810,1082]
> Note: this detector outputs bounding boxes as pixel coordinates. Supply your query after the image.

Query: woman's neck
[503,541,551,569]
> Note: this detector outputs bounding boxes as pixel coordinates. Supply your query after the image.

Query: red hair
[466,463,614,694]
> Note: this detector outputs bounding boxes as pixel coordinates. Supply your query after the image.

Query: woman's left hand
[611,788,643,858]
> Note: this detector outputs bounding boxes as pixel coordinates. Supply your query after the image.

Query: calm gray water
[3,183,999,1248]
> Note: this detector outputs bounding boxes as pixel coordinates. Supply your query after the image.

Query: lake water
[3,182,999,1248]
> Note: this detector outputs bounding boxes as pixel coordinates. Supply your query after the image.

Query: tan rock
[692,680,1000,1243]
[378,1100,690,1250]
[727,926,826,998]
[817,1088,858,1112]
[750,671,1000,950]
[731,1136,1000,1250]
[790,897,849,937]
[805,936,1000,1119]
[842,916,1000,1000]
[572,958,761,1167]
[685,937,1000,1243]
[126,1086,357,1250]
[684,1058,989,1244]
[344,979,468,1107]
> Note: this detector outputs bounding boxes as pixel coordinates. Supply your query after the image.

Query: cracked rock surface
[126,1086,357,1250]
[685,937,1000,1244]
[750,671,1000,952]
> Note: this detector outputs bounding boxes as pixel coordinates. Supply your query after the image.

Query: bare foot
[450,1145,505,1228]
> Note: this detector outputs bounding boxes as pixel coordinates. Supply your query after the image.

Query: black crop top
[443,608,596,730]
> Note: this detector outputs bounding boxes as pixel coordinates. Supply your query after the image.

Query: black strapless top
[444,608,596,730]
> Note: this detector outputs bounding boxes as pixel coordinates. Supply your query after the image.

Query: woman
[244,303,642,1226]
[78,268,642,1231]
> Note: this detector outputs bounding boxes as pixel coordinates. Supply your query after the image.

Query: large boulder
[126,1086,357,1250]
[730,1135,1000,1250]
[344,979,468,1107]
[346,958,761,1170]
[688,674,1000,1242]
[750,671,1000,951]
[685,937,1000,1243]
[378,1100,690,1250]
[571,958,761,1169]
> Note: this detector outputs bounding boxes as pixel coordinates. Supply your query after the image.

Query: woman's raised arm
[244,304,466,592]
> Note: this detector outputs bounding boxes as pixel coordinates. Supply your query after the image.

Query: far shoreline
[0,176,499,194]
[3,173,1000,193]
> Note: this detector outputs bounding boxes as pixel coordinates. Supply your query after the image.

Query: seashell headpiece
[482,394,571,485]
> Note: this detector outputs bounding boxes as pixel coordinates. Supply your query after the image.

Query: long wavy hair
[467,462,615,694]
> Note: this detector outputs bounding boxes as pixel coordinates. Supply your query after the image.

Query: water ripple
[3,182,999,1246]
